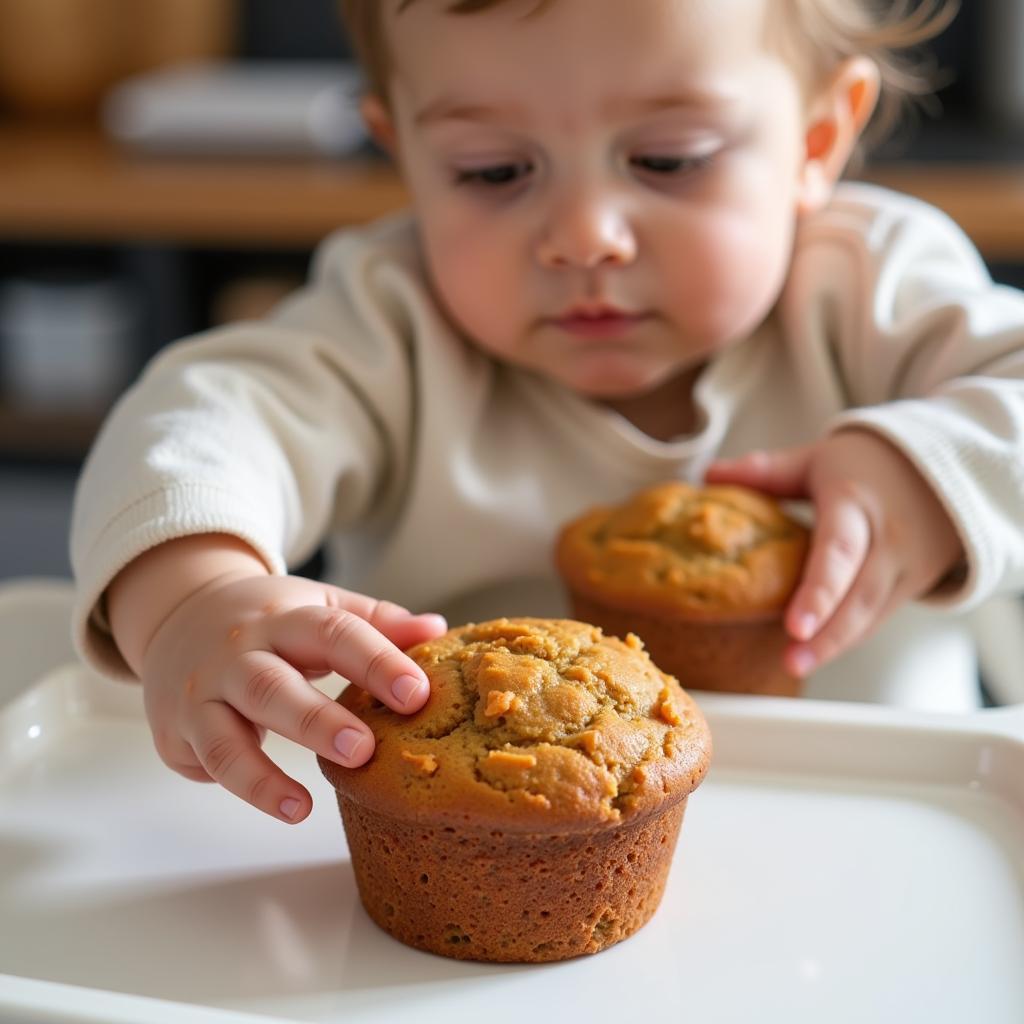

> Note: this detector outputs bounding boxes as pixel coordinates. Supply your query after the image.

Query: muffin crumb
[486,749,537,770]
[563,664,595,684]
[401,750,439,775]
[484,689,519,716]
[657,686,683,726]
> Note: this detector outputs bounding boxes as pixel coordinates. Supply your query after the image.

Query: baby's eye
[630,154,712,176]
[454,161,533,187]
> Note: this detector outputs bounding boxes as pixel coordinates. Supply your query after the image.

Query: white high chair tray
[2,665,1023,1024]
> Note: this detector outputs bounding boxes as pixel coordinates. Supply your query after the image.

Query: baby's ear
[797,57,880,214]
[360,94,398,155]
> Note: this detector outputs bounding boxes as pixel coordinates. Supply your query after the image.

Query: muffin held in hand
[555,482,809,697]
[318,617,711,963]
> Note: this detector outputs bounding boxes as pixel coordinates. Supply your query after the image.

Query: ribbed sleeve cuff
[828,404,998,612]
[71,485,288,682]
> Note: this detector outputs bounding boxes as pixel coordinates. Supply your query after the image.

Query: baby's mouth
[551,305,651,338]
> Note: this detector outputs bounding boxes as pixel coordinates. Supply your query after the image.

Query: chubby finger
[785,556,897,677]
[150,723,214,783]
[705,445,815,497]
[785,490,871,644]
[223,650,376,769]
[268,605,432,713]
[366,601,447,651]
[323,590,448,652]
[188,699,312,823]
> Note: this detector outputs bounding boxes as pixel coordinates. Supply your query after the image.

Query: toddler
[72,0,1024,823]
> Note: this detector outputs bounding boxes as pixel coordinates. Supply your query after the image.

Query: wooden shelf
[0,120,407,248]
[3,121,1022,464]
[0,404,103,460]
[2,120,1024,260]
[860,162,1024,264]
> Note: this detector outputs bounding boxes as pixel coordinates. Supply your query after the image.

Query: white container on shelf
[0,273,139,413]
[102,60,367,157]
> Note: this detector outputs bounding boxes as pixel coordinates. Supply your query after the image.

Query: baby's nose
[535,194,637,270]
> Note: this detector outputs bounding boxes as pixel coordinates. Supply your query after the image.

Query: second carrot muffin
[555,482,809,696]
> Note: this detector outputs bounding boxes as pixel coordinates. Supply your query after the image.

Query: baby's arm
[707,190,1024,679]
[107,534,447,823]
[707,430,962,678]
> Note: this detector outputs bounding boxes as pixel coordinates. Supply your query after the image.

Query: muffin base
[569,594,801,697]
[336,795,688,962]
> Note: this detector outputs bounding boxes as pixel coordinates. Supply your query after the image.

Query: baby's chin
[558,363,699,402]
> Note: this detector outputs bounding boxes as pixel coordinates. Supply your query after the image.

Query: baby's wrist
[108,534,270,676]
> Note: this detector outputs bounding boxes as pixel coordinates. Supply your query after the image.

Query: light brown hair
[338,0,958,154]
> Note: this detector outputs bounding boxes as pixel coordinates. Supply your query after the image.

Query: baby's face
[381,0,813,400]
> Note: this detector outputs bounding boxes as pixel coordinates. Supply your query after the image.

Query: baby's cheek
[678,211,793,344]
[425,233,518,353]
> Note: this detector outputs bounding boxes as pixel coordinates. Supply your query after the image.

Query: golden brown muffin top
[555,482,809,620]
[319,618,711,833]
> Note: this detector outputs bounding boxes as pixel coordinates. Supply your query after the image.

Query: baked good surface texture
[555,482,810,695]
[319,616,711,962]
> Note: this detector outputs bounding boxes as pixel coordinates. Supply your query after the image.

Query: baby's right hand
[138,572,447,823]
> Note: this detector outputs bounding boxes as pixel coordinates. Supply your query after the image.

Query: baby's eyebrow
[414,88,743,128]
[604,89,743,118]
[415,99,528,127]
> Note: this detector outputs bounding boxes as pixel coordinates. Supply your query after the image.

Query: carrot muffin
[555,482,810,696]
[318,617,711,963]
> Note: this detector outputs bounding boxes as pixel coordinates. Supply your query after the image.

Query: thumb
[705,445,816,499]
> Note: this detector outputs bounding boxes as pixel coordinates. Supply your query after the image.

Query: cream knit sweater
[71,183,1024,706]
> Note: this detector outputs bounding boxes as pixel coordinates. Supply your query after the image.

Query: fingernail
[791,648,817,678]
[795,613,817,641]
[417,613,447,630]
[392,673,426,707]
[334,727,369,762]
[280,797,301,821]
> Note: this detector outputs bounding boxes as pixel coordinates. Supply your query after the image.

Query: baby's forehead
[386,0,818,112]
[385,0,824,67]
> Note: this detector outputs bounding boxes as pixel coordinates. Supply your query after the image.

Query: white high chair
[969,595,1024,706]
[0,576,78,707]
[0,575,1020,711]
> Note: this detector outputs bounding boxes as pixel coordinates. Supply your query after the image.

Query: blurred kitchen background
[0,0,1023,581]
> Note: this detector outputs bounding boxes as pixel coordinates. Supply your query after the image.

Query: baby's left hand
[706,430,963,678]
